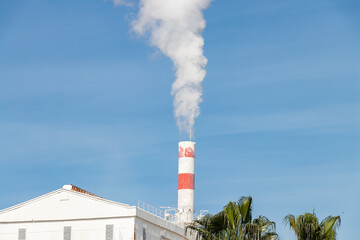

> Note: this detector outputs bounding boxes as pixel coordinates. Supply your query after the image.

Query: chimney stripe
[178,157,195,174]
[178,173,195,190]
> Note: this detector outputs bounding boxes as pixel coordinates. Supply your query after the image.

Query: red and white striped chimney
[177,141,195,224]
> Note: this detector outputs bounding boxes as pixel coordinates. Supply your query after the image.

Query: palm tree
[185,213,226,240]
[243,216,278,240]
[186,196,278,240]
[284,211,341,240]
[185,214,215,240]
[223,196,253,239]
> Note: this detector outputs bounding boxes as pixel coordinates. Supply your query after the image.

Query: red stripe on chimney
[178,173,194,190]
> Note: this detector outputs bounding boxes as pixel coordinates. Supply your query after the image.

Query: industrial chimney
[177,141,195,224]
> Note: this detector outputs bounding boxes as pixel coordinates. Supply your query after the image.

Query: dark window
[106,225,114,240]
[18,229,26,240]
[142,227,146,240]
[64,226,71,240]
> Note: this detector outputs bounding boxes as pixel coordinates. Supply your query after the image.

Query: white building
[0,185,191,240]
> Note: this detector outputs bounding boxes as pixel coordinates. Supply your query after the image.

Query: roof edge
[0,186,134,215]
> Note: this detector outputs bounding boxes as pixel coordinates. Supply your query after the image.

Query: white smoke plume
[132,0,211,136]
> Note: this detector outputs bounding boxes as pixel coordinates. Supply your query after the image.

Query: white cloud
[111,0,134,7]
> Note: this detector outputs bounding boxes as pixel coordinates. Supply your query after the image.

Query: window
[106,225,113,240]
[64,226,71,240]
[142,227,146,240]
[18,229,26,240]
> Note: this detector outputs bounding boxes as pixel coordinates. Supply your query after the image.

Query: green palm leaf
[284,211,341,240]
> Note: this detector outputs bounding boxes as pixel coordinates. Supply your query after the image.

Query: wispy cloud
[109,0,134,7]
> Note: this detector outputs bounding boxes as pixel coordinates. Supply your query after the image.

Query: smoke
[132,0,211,135]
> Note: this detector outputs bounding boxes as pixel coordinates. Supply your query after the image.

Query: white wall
[134,209,190,240]
[0,217,135,240]
[135,218,187,240]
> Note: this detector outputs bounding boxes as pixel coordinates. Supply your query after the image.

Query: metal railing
[137,201,208,223]
[137,200,177,222]
[137,200,165,219]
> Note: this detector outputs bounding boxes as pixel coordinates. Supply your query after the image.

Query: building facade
[0,185,190,240]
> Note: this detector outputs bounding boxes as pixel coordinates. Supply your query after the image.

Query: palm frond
[239,196,253,223]
[262,232,279,240]
[321,215,341,240]
[284,214,297,235]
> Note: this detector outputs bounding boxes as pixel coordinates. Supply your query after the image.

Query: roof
[0,184,132,217]
[62,184,101,198]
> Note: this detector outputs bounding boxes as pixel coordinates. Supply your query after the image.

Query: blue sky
[0,0,359,239]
